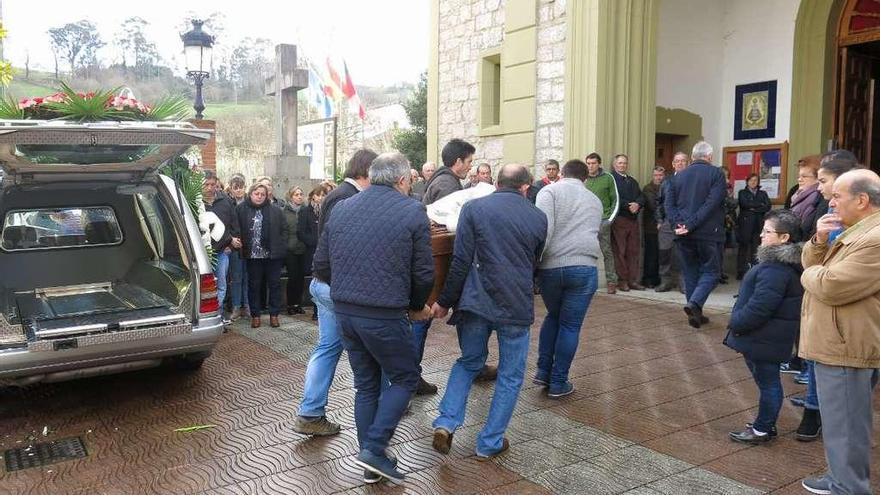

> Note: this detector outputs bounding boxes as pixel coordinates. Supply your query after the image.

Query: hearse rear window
[1,207,122,251]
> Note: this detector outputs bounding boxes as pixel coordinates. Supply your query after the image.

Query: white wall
[718,0,800,151]
[656,0,801,154]
[656,0,724,149]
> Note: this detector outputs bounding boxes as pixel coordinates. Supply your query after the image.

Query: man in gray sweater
[533,159,603,398]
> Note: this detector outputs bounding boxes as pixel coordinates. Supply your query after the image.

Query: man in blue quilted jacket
[429,163,547,461]
[312,152,433,483]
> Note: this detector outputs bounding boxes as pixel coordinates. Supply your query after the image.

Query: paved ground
[2,294,879,495]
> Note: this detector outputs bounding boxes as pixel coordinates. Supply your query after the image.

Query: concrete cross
[265,44,308,156]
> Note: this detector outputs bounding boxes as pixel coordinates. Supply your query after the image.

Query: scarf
[790,183,820,223]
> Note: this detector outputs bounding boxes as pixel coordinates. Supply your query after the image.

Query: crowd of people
[200,139,880,494]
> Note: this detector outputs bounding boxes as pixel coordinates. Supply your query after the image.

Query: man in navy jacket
[430,163,547,461]
[664,141,727,328]
[312,152,433,482]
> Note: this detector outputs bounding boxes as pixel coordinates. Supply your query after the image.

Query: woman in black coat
[725,209,804,444]
[297,184,328,320]
[232,183,288,329]
[735,174,771,279]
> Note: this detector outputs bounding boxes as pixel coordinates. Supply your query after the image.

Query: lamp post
[181,19,214,120]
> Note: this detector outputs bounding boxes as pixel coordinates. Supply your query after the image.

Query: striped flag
[308,65,334,118]
[343,61,367,120]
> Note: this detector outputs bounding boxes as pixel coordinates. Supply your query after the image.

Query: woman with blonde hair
[283,186,308,315]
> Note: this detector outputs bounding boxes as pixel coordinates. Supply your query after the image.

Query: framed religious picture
[734,80,777,140]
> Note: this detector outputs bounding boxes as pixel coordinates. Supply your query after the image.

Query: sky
[1,0,430,87]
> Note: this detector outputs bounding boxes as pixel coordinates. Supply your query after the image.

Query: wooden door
[838,46,875,165]
[654,134,674,174]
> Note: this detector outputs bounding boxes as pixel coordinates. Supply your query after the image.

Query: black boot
[796,408,822,441]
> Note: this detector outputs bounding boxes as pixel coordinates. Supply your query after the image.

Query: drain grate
[3,436,88,472]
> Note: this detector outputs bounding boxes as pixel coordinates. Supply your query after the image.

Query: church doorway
[835,0,880,173]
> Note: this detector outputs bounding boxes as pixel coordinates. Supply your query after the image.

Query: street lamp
[181,19,214,120]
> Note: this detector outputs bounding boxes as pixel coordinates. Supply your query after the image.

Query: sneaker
[683,303,703,329]
[475,438,510,461]
[796,408,822,442]
[801,475,832,495]
[745,422,778,437]
[475,365,498,382]
[415,377,438,396]
[790,396,806,408]
[547,382,575,398]
[363,456,398,484]
[794,371,809,385]
[729,427,773,444]
[230,308,242,321]
[780,362,801,374]
[432,428,454,454]
[532,373,549,387]
[292,416,341,436]
[355,449,405,482]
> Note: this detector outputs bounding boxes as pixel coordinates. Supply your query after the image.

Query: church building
[427,0,876,195]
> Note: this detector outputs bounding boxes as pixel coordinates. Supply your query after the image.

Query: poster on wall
[723,142,789,205]
[297,118,337,180]
[734,80,777,140]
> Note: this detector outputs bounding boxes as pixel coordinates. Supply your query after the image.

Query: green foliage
[393,71,427,169]
[45,83,131,121]
[159,156,216,267]
[146,95,191,122]
[0,93,23,119]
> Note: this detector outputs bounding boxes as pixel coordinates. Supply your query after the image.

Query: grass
[207,101,271,118]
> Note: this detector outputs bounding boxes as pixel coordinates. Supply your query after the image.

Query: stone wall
[535,0,566,168]
[437,0,506,168]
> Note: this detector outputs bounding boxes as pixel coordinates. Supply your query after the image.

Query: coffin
[428,225,455,305]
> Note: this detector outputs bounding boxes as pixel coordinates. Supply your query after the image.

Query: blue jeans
[213,249,230,313]
[298,279,343,418]
[537,266,598,388]
[411,319,432,374]
[744,357,783,433]
[337,312,419,455]
[433,312,530,456]
[676,239,720,309]
[805,360,819,411]
[246,258,283,317]
[229,250,248,309]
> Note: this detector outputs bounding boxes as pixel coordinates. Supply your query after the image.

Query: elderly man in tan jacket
[799,169,880,495]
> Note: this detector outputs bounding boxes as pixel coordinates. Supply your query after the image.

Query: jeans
[298,279,343,418]
[804,360,819,411]
[337,312,419,455]
[433,312,530,456]
[537,266,598,388]
[213,249,230,313]
[737,236,760,277]
[815,363,879,495]
[411,319,432,375]
[246,258,283,317]
[229,250,248,309]
[676,239,720,309]
[744,357,783,433]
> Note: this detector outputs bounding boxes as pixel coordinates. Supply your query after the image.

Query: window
[480,52,502,130]
[1,207,122,251]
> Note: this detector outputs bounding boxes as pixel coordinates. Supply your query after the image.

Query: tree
[393,71,427,169]
[48,21,103,76]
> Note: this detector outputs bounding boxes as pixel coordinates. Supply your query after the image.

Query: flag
[308,65,334,118]
[343,60,367,120]
[324,58,345,101]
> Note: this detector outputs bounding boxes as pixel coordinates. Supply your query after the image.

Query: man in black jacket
[313,152,433,482]
[202,170,237,319]
[293,149,376,440]
[422,139,474,205]
[664,141,728,328]
[610,154,645,291]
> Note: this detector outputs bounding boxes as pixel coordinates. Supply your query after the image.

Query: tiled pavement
[2,294,879,494]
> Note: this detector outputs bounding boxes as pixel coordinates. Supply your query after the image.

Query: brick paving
[2,294,879,494]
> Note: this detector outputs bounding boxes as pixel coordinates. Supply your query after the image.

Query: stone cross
[265,44,308,156]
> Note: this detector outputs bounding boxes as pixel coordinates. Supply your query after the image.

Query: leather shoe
[270,316,280,328]
[475,365,498,382]
[432,428,454,454]
[729,427,773,444]
[683,303,703,328]
[618,282,631,292]
[251,317,262,328]
[607,283,617,294]
[629,282,645,290]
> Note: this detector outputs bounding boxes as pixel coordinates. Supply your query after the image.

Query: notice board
[723,142,789,205]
